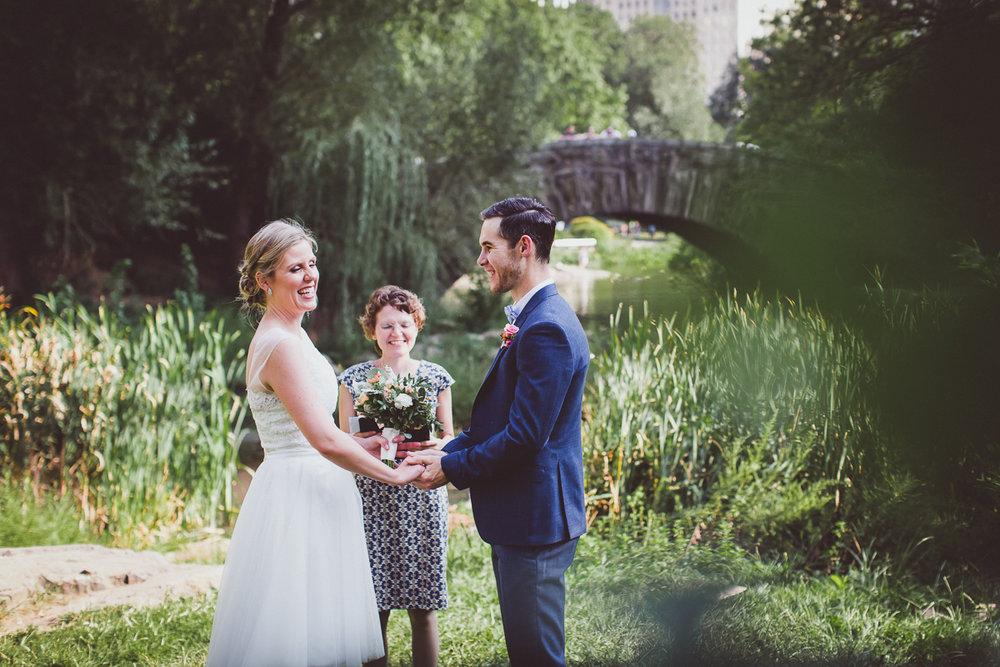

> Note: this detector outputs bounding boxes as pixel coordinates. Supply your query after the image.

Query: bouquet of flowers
[351,366,441,465]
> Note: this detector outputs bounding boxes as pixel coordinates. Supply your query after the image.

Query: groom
[413,196,590,666]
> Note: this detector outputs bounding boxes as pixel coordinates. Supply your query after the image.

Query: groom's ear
[518,235,533,259]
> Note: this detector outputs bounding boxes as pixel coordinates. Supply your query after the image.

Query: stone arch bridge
[527,138,768,274]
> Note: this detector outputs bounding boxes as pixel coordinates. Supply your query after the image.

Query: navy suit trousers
[491,538,579,667]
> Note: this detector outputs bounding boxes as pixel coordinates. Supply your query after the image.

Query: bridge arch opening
[528,138,767,281]
[572,210,767,281]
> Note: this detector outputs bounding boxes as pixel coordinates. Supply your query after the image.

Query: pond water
[554,265,712,332]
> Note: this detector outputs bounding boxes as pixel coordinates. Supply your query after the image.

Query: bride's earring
[267,287,273,295]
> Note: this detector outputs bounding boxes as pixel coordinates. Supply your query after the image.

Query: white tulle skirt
[207,448,384,667]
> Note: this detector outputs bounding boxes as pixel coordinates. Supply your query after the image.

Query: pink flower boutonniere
[500,324,519,348]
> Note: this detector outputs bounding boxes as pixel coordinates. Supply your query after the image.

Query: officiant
[338,285,455,667]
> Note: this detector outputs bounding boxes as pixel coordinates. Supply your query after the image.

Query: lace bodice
[246,327,339,456]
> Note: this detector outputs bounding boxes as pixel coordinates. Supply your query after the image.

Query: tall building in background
[579,0,738,98]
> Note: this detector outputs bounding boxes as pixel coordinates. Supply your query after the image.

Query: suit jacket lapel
[483,340,508,382]
[477,283,558,392]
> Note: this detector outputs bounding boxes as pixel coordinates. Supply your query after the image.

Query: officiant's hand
[408,449,448,490]
[352,430,405,459]
[396,433,453,454]
[353,432,388,458]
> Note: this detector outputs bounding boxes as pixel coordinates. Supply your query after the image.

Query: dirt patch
[0,544,222,635]
[1,501,476,636]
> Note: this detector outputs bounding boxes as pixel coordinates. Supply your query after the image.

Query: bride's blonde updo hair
[237,218,317,317]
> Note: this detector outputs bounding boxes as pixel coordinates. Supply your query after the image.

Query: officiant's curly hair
[237,218,317,317]
[359,285,427,355]
[481,196,556,263]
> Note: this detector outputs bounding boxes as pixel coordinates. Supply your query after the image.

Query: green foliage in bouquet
[352,367,441,437]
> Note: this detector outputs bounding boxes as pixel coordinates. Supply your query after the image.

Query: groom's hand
[408,449,448,490]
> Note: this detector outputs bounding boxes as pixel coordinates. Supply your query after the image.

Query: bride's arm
[263,340,423,485]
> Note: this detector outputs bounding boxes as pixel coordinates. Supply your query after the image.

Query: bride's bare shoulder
[247,326,304,386]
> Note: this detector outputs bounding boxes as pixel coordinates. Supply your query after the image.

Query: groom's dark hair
[481,196,557,263]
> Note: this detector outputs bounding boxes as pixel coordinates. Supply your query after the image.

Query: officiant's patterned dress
[339,360,454,611]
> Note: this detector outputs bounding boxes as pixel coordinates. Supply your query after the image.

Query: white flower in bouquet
[353,366,441,466]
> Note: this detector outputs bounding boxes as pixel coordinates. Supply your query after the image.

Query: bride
[207,219,425,667]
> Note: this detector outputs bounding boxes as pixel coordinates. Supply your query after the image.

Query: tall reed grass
[583,291,878,555]
[0,294,248,543]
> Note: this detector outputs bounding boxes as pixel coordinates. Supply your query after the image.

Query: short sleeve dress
[339,360,454,611]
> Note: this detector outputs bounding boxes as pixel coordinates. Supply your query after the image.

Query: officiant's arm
[337,385,384,458]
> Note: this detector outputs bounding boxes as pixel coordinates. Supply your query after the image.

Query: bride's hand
[391,458,426,485]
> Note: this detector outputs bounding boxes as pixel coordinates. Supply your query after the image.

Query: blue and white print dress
[339,360,453,611]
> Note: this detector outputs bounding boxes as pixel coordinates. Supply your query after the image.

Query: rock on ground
[0,544,221,635]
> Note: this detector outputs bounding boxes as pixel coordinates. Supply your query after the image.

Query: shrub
[582,292,878,562]
[582,282,1000,575]
[435,270,507,333]
[0,473,99,547]
[0,295,248,543]
[569,216,614,240]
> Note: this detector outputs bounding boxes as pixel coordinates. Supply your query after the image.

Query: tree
[386,0,629,285]
[0,0,237,300]
[737,0,1000,280]
[566,2,629,105]
[0,0,635,306]
[708,58,742,135]
[269,119,437,354]
[733,0,1000,518]
[0,0,457,301]
[621,15,721,140]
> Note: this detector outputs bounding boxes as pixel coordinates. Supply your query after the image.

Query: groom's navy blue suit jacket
[442,283,590,546]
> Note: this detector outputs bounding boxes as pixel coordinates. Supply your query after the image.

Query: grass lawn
[2,503,997,666]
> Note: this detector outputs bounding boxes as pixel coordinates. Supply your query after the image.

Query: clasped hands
[355,430,448,489]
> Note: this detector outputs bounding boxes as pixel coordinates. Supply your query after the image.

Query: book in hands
[349,415,430,443]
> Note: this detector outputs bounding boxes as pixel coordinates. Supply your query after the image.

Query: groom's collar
[505,278,554,323]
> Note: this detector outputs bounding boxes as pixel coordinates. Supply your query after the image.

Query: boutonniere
[500,324,519,348]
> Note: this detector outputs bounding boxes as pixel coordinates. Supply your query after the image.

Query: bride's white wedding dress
[207,327,383,667]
